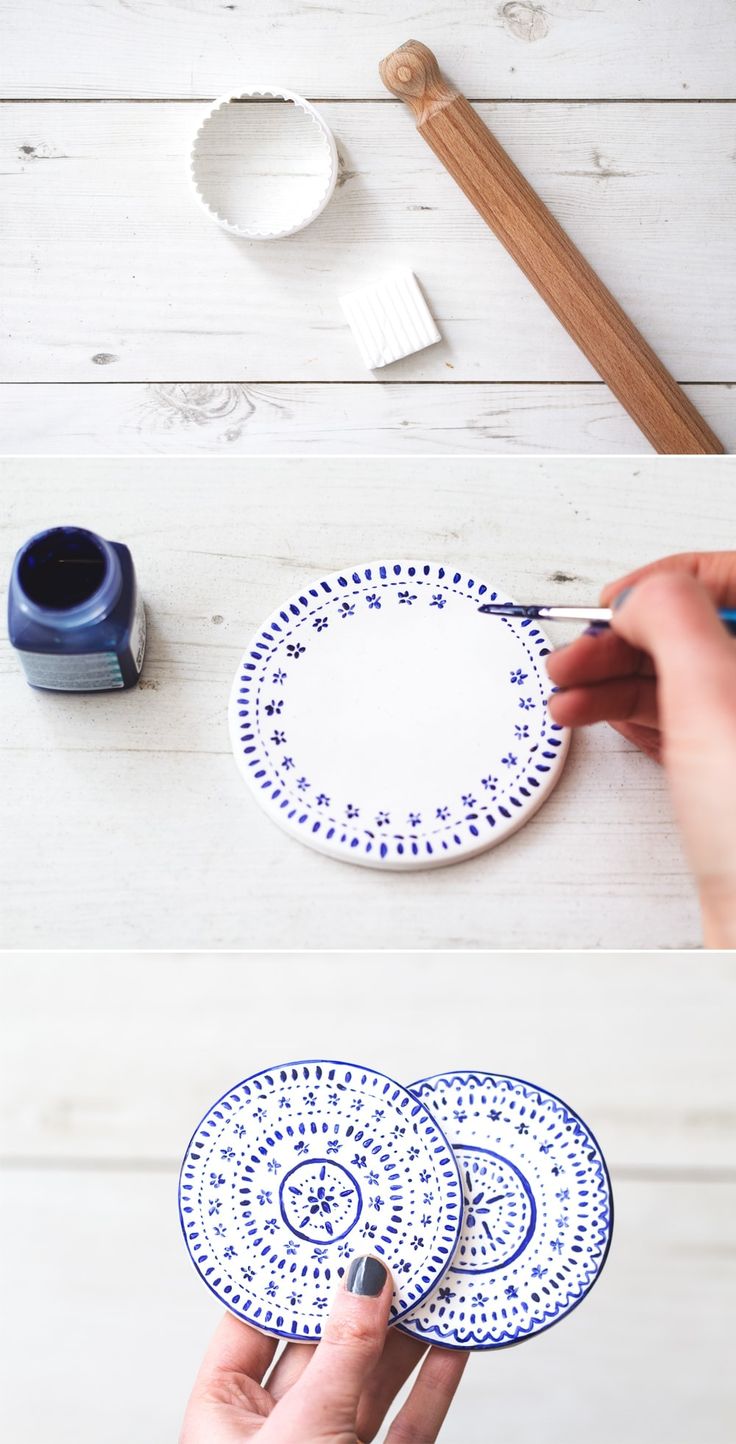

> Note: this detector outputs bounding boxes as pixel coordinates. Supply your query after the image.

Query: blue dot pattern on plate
[400,1072,613,1350]
[229,561,569,869]
[178,1061,463,1341]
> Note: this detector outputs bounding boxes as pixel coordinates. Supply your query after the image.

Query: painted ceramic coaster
[400,1072,612,1350]
[229,562,569,870]
[179,1060,463,1341]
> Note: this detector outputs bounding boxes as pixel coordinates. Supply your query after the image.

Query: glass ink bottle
[8,525,146,691]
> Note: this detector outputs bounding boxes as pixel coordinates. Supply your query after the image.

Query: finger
[384,1346,469,1444]
[610,573,736,725]
[548,677,659,730]
[269,1256,393,1438]
[546,628,653,689]
[355,1330,427,1442]
[264,1341,315,1402]
[191,1311,279,1399]
[608,719,664,763]
[600,551,736,609]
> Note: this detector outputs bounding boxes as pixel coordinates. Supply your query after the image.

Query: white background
[1,0,734,453]
[2,454,735,950]
[1,952,733,1444]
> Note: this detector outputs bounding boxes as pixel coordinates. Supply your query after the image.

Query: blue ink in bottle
[8,525,146,691]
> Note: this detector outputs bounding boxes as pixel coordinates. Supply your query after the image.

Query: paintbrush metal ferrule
[477,603,613,623]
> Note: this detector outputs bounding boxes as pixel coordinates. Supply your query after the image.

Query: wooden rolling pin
[380,40,724,455]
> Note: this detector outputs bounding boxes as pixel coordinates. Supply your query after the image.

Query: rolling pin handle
[379,40,458,126]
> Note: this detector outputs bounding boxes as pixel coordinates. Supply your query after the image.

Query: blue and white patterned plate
[179,1060,463,1341]
[400,1071,613,1350]
[229,561,569,869]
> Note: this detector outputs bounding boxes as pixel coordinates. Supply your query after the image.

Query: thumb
[269,1256,393,1441]
[610,571,736,732]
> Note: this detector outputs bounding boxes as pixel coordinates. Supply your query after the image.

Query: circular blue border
[178,1058,464,1342]
[229,561,569,869]
[400,1069,614,1351]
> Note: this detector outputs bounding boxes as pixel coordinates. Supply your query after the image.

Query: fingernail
[347,1256,387,1297]
[583,622,608,638]
[612,586,634,611]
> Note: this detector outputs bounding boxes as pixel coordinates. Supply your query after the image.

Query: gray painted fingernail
[347,1256,387,1296]
[612,586,634,610]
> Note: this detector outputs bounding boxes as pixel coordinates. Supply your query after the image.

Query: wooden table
[2,952,734,1444]
[1,0,734,454]
[2,454,733,951]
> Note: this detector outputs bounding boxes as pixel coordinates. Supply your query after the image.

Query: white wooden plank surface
[1,952,734,1444]
[2,382,735,456]
[2,454,734,950]
[2,0,735,100]
[2,102,734,385]
[2,953,733,1170]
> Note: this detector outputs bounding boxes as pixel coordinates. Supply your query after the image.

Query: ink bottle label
[8,526,146,693]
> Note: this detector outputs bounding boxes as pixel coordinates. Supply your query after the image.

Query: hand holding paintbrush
[538,552,736,946]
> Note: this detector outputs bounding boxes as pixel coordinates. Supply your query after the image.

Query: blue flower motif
[556,1188,570,1202]
[375,810,390,826]
[373,1108,385,1121]
[209,1172,226,1188]
[313,1247,328,1262]
[264,1218,278,1235]
[531,1265,548,1279]
[326,1138,341,1155]
[294,1141,309,1156]
[272,668,286,685]
[339,601,355,619]
[278,1095,291,1110]
[407,1145,419,1160]
[481,775,498,792]
[363,1221,377,1239]
[430,594,446,609]
[438,1286,455,1302]
[271,729,286,745]
[312,617,329,632]
[346,803,359,819]
[285,1238,299,1256]
[519,696,536,711]
[314,1297,328,1309]
[514,724,530,740]
[539,1142,552,1154]
[410,1235,424,1249]
[501,753,517,768]
[471,1292,488,1308]
[461,793,476,808]
[303,1090,317,1106]
[366,1171,379,1186]
[234,1124,247,1139]
[208,1199,222,1215]
[265,1280,278,1298]
[419,1170,431,1184]
[365,593,381,610]
[516,1122,529,1135]
[352,1153,367,1169]
[453,1108,467,1123]
[297,776,310,792]
[436,804,450,821]
[241,1265,255,1282]
[256,1189,272,1206]
[505,1284,518,1299]
[488,1109,501,1122]
[316,792,330,807]
[369,1195,384,1211]
[510,669,528,685]
[398,590,416,605]
[221,1146,235,1160]
[267,1158,280,1174]
[286,642,305,659]
[550,1238,563,1253]
[282,756,294,771]
[264,698,283,717]
[556,1215,569,1230]
[213,1223,226,1236]
[223,1245,237,1260]
[407,811,421,827]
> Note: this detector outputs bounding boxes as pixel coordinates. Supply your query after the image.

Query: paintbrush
[478,602,736,635]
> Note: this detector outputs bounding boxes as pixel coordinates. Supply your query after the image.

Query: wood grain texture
[1,455,734,950]
[2,0,735,100]
[1,953,733,1170]
[1,952,734,1444]
[2,382,735,456]
[381,43,724,453]
[2,101,734,385]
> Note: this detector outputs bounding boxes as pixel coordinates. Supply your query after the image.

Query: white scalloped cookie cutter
[190,88,339,240]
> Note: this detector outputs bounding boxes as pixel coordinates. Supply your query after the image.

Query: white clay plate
[179,1060,463,1342]
[229,562,569,869]
[400,1072,613,1350]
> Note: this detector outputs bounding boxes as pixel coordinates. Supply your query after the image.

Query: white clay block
[340,270,441,369]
